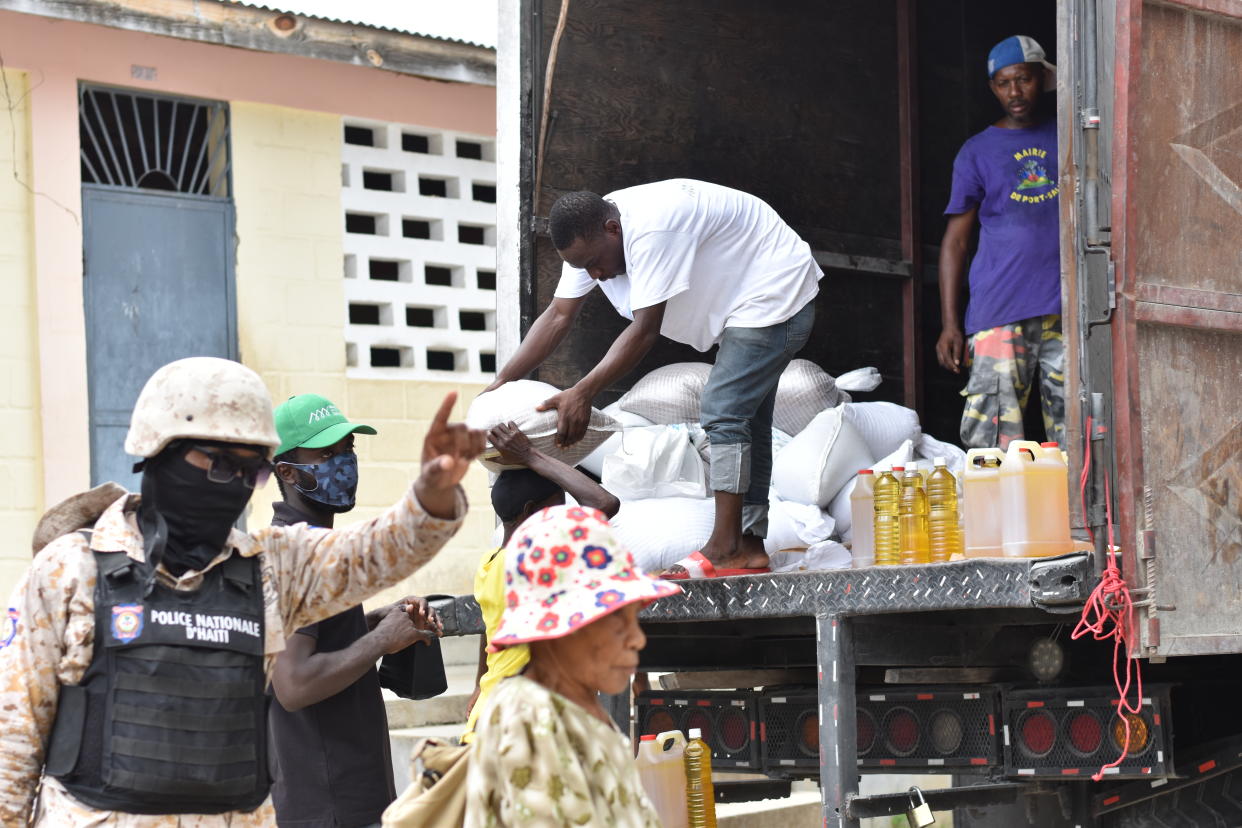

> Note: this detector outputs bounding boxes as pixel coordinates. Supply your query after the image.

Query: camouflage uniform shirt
[0,486,466,827]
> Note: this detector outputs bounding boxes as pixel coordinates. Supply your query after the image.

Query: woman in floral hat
[464,504,681,827]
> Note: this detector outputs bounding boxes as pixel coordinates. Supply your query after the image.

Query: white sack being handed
[467,380,618,472]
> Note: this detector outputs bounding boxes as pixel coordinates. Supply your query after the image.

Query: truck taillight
[646,709,676,736]
[1113,711,1150,755]
[856,708,877,755]
[1068,711,1103,754]
[637,690,761,771]
[1003,686,1173,779]
[1018,710,1057,758]
[929,710,964,754]
[884,707,920,756]
[719,708,749,753]
[857,686,1002,771]
[686,710,712,744]
[799,711,820,756]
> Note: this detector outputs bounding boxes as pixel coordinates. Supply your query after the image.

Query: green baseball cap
[273,394,377,457]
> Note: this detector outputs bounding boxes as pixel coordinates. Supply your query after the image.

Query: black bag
[378,636,449,700]
[377,594,452,700]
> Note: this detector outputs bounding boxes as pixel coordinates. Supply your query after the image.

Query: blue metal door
[83,186,237,488]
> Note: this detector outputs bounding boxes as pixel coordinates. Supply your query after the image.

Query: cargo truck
[436,1,1242,825]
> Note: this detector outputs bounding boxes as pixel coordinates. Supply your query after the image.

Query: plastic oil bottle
[637,731,688,828]
[1000,441,1073,558]
[684,728,718,828]
[927,457,964,563]
[873,466,902,566]
[849,469,876,568]
[963,448,1005,557]
[899,462,930,565]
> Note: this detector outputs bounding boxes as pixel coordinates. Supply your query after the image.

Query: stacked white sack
[611,494,838,574]
[614,359,877,435]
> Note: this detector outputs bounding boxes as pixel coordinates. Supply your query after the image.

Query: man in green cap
[267,394,440,828]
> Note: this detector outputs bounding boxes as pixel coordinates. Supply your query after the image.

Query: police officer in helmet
[0,357,483,826]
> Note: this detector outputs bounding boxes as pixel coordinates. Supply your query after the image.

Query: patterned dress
[465,675,660,827]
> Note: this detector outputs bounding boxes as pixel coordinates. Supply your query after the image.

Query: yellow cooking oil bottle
[872,466,903,566]
[927,457,964,563]
[1000,440,1074,558]
[899,462,930,565]
[637,731,688,828]
[684,728,718,828]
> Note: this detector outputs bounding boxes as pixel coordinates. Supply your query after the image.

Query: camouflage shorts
[959,314,1066,449]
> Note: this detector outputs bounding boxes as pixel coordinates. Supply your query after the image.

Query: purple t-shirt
[945,119,1061,334]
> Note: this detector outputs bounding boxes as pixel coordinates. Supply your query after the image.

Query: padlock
[906,786,935,827]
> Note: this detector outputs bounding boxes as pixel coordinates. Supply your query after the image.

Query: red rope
[1070,416,1143,781]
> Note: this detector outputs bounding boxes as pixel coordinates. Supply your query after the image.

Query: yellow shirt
[461,548,530,742]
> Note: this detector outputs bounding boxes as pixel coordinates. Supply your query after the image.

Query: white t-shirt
[553,179,823,352]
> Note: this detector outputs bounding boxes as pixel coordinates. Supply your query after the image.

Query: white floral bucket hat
[489,505,682,651]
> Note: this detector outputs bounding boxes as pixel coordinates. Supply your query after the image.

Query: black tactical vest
[45,545,269,814]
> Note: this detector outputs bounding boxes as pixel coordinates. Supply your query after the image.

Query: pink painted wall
[0,11,495,132]
[0,9,495,506]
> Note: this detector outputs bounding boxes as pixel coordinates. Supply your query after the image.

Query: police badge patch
[112,604,144,643]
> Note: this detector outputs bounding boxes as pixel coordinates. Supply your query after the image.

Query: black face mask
[140,445,255,576]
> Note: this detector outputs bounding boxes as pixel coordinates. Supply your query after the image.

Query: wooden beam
[657,669,816,691]
[896,0,923,412]
[0,0,496,86]
[813,250,912,279]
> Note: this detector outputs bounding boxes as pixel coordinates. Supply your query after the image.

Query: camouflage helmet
[124,357,280,459]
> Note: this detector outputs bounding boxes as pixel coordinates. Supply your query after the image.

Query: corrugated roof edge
[0,0,495,86]
[229,0,496,50]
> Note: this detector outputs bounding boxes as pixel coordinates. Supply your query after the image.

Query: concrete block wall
[230,101,493,604]
[341,119,498,383]
[0,68,43,600]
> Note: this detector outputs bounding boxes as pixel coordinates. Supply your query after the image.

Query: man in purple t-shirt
[937,35,1065,450]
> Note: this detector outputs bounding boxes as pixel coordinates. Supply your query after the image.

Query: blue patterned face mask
[284,451,359,512]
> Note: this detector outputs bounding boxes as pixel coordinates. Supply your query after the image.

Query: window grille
[79,85,230,198]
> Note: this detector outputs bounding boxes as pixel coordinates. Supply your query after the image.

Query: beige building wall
[230,102,493,601]
[0,68,44,598]
[0,11,497,603]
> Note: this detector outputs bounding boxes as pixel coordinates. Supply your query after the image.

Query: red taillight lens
[1019,711,1056,757]
[1067,711,1103,755]
[856,709,877,755]
[686,710,712,744]
[796,711,820,757]
[885,708,920,756]
[645,710,676,736]
[719,708,749,752]
[929,710,964,755]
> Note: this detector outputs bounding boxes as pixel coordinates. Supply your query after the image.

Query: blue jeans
[699,300,816,537]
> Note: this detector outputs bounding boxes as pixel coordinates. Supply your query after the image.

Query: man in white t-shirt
[486,179,822,578]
